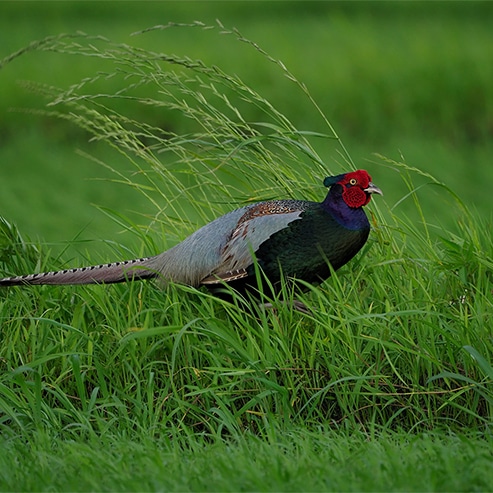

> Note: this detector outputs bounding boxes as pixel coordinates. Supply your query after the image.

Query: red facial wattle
[342,186,370,208]
[339,170,373,208]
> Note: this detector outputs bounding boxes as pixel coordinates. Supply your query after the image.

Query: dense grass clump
[0,24,492,491]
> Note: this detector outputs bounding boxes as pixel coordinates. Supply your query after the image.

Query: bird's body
[0,170,381,295]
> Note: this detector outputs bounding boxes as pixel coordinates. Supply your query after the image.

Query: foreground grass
[1,183,492,438]
[1,429,492,492]
[3,178,492,490]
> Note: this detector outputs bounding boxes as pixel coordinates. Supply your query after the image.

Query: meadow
[0,2,492,491]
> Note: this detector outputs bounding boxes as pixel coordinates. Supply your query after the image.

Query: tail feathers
[0,257,159,286]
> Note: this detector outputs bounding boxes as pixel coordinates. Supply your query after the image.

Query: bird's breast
[252,205,370,284]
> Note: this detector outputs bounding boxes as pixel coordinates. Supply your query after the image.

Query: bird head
[323,170,382,208]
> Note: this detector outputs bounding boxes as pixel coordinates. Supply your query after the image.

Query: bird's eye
[349,178,357,186]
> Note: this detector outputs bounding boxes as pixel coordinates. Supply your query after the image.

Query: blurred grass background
[0,1,492,258]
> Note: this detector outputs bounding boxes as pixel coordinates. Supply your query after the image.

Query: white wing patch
[204,202,304,284]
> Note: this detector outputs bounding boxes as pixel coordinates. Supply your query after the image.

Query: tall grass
[0,25,492,448]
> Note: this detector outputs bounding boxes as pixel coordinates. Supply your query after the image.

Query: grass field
[1,2,493,491]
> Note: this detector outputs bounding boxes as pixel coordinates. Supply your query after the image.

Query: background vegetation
[1,1,492,250]
[0,2,492,491]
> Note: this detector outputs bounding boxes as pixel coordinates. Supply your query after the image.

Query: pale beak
[364,182,383,196]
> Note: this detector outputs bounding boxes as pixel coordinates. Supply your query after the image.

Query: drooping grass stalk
[1,25,342,240]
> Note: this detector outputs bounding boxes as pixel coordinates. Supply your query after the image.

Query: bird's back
[150,200,307,287]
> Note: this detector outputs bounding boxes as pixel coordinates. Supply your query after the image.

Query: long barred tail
[0,257,159,286]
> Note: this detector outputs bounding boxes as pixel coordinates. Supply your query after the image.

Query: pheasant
[0,170,382,297]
